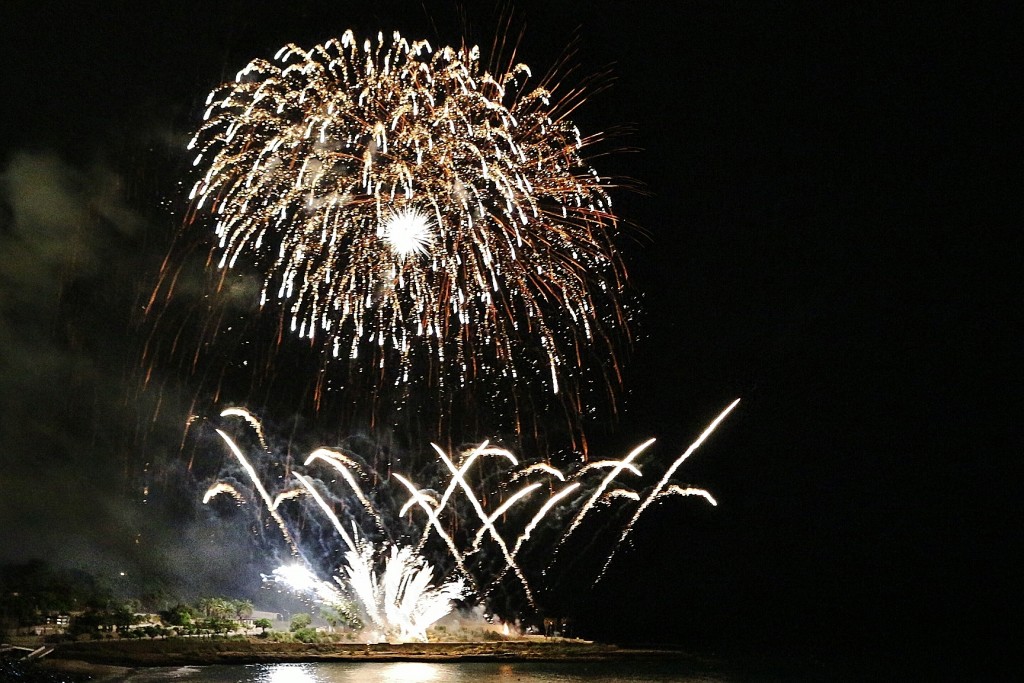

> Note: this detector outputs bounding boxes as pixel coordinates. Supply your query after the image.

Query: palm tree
[232,599,253,621]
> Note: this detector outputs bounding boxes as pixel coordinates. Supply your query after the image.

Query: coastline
[41,639,708,670]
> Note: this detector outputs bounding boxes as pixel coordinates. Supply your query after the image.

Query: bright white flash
[382,207,434,259]
[272,564,318,592]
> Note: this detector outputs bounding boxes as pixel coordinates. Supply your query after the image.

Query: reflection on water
[376,662,442,682]
[252,662,445,683]
[118,660,731,683]
[259,663,320,683]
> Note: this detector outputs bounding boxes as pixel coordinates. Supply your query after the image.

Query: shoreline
[42,639,709,670]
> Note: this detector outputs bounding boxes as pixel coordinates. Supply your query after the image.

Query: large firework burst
[183,30,628,421]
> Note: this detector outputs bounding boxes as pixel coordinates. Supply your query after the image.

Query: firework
[343,541,465,642]
[184,30,628,419]
[200,401,736,630]
[598,398,740,579]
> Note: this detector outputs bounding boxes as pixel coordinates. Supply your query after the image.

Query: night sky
[0,0,1015,675]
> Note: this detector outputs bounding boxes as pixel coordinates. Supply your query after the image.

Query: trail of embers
[202,401,738,640]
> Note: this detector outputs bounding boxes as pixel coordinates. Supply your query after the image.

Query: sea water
[111,660,737,683]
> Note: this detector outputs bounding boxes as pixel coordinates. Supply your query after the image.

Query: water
[111,661,734,683]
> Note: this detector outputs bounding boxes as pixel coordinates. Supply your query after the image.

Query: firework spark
[304,448,386,532]
[184,30,628,419]
[343,542,465,642]
[213,428,301,556]
[382,207,435,259]
[555,438,656,552]
[202,403,736,627]
[202,481,246,505]
[599,398,741,579]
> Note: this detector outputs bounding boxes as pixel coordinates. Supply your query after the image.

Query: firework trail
[202,481,246,505]
[214,428,301,556]
[471,482,541,550]
[304,448,386,532]
[293,472,358,553]
[202,402,737,627]
[598,399,740,580]
[488,481,582,589]
[553,437,656,553]
[509,462,566,482]
[433,445,536,606]
[220,407,270,451]
[179,30,629,431]
[391,472,475,587]
[413,441,516,553]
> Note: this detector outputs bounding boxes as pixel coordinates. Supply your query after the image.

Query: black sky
[0,0,1016,675]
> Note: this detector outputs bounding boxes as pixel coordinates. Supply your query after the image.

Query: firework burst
[200,402,736,626]
[180,30,628,432]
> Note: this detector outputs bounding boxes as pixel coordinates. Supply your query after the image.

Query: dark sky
[0,0,1015,673]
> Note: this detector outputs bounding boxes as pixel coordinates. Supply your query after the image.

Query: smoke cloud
[0,150,258,598]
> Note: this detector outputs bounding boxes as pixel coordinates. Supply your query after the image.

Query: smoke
[0,150,258,598]
[0,151,141,559]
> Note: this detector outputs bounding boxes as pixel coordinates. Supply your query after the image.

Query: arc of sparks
[577,460,644,478]
[553,438,657,554]
[399,492,440,517]
[492,482,582,588]
[602,489,640,503]
[657,485,717,506]
[470,482,542,550]
[293,472,358,553]
[305,448,385,531]
[202,482,246,505]
[214,428,301,556]
[271,488,306,509]
[220,407,271,452]
[414,441,516,552]
[434,448,536,606]
[510,462,566,482]
[391,472,476,591]
[598,398,741,580]
[204,402,737,619]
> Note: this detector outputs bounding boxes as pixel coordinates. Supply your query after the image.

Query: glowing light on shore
[343,542,465,642]
[263,663,319,683]
[378,662,441,682]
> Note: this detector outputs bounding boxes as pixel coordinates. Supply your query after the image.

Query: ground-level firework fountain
[200,400,739,642]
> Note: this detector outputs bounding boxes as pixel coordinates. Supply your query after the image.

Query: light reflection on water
[117,661,731,683]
